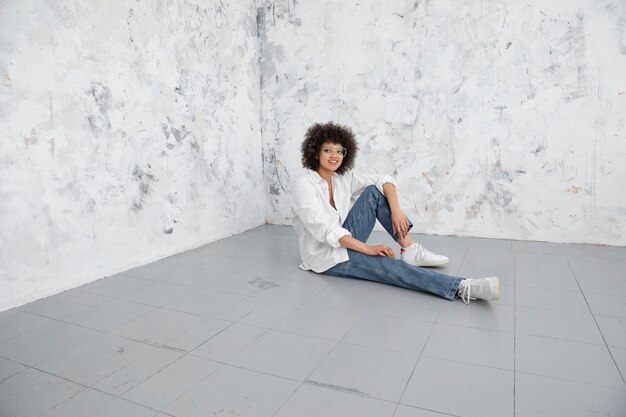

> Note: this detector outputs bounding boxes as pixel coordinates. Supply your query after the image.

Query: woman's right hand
[364,244,396,258]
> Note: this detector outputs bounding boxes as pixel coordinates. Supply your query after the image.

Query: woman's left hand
[391,210,410,240]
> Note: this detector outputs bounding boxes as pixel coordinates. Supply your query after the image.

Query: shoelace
[459,281,471,304]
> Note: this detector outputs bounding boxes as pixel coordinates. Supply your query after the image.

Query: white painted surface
[259,0,626,246]
[0,0,264,310]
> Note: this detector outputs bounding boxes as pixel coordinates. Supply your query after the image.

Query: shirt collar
[307,170,341,184]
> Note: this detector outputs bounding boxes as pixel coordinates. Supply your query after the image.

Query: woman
[291,122,500,303]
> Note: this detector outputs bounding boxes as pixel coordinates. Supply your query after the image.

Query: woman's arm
[339,235,396,257]
[383,182,410,240]
[293,179,351,247]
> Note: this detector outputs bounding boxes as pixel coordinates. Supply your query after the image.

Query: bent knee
[363,185,383,196]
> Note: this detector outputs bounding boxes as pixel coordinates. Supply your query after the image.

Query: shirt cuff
[327,227,351,248]
[377,175,397,194]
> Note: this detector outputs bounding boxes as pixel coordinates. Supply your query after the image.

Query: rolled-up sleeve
[292,179,351,248]
[349,172,397,195]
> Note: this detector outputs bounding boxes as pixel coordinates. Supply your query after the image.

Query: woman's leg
[325,250,462,300]
[342,185,411,243]
[327,185,461,300]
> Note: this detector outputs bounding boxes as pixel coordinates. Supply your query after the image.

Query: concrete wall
[2,0,625,311]
[259,0,626,246]
[0,0,265,310]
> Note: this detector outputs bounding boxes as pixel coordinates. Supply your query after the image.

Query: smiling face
[317,141,347,176]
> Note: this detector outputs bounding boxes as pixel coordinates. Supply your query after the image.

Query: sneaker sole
[489,277,501,301]
[403,259,450,267]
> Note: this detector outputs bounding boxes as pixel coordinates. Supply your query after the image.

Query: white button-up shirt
[292,170,396,272]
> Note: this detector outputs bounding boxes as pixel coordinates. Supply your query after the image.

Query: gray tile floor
[1,224,626,417]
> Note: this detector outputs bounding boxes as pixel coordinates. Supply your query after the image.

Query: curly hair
[301,122,358,175]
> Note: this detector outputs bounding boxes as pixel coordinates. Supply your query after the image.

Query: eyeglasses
[322,147,347,157]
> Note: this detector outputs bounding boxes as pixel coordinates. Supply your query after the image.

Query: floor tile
[164,364,299,417]
[515,270,579,291]
[568,256,626,279]
[238,258,303,279]
[0,321,101,365]
[307,342,418,402]
[516,333,624,388]
[515,372,626,417]
[18,290,111,319]
[596,315,626,348]
[252,274,328,303]
[368,292,444,323]
[342,314,433,353]
[274,383,396,417]
[190,323,267,363]
[274,306,363,341]
[585,293,626,318]
[279,267,332,283]
[78,274,154,298]
[122,355,221,410]
[438,300,514,332]
[163,288,245,317]
[0,357,26,382]
[305,279,396,312]
[610,346,626,382]
[93,347,183,396]
[577,274,626,297]
[112,308,204,346]
[163,317,232,351]
[63,298,154,331]
[515,252,572,274]
[120,282,195,307]
[0,309,53,342]
[394,404,456,417]
[37,333,154,386]
[214,296,300,328]
[210,273,325,304]
[82,395,159,417]
[423,323,514,370]
[492,283,515,306]
[148,263,232,287]
[516,306,604,344]
[41,388,112,417]
[401,357,513,417]
[229,330,336,381]
[458,250,515,284]
[0,367,84,417]
[41,388,158,417]
[516,286,589,313]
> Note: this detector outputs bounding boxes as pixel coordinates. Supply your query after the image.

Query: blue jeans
[324,186,462,300]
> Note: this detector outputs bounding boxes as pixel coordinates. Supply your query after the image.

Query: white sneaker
[457,277,501,304]
[400,243,449,267]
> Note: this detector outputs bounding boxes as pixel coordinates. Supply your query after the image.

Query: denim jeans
[324,186,462,300]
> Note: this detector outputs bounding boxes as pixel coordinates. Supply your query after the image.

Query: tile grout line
[392,262,456,417]
[9,364,165,416]
[270,297,367,417]
[147,319,272,414]
[567,259,626,384]
[391,246,471,417]
[392,319,439,417]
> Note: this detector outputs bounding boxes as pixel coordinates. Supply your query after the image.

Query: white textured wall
[0,0,264,310]
[260,0,626,246]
